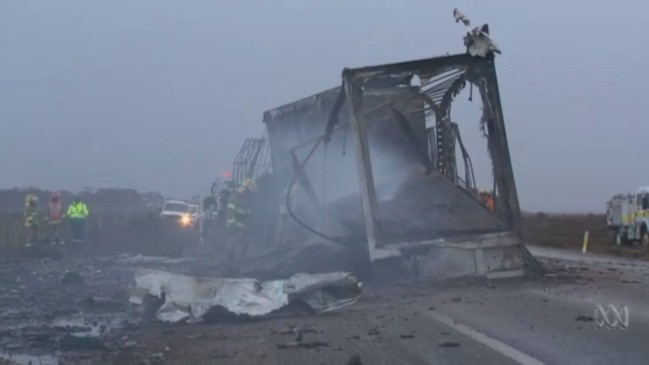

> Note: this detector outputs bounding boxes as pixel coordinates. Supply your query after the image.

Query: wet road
[388,246,649,365]
[3,246,649,364]
[93,246,649,365]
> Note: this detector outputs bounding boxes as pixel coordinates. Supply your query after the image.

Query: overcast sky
[1,0,646,213]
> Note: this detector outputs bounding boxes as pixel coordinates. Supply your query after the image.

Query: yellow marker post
[582,230,590,254]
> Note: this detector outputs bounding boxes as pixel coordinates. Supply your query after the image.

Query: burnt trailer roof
[263,87,340,124]
[262,75,422,194]
[262,72,415,124]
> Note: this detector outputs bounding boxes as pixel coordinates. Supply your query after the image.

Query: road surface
[2,245,649,364]
[93,246,648,365]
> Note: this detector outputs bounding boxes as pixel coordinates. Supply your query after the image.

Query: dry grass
[0,212,144,247]
[0,187,168,252]
[522,213,610,249]
[0,211,195,257]
[522,212,649,258]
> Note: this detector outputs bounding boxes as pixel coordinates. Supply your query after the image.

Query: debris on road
[575,314,594,322]
[272,325,321,336]
[129,269,362,323]
[438,341,461,347]
[78,296,123,310]
[60,271,84,286]
[347,355,363,365]
[367,327,381,336]
[60,334,106,351]
[276,340,329,349]
[621,279,642,284]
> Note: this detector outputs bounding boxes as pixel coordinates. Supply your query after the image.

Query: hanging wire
[286,137,348,245]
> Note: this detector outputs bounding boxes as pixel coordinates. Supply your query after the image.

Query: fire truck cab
[606,187,649,246]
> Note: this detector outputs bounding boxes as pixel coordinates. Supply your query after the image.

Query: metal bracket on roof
[453,8,501,57]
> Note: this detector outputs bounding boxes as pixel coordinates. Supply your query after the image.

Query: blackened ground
[0,244,230,364]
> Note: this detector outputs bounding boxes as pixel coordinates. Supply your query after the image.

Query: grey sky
[1,0,646,213]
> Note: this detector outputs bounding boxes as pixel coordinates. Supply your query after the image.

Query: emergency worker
[217,189,232,224]
[67,197,89,243]
[225,178,256,260]
[45,192,65,245]
[24,194,40,247]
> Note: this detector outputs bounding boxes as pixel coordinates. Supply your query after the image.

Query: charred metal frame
[339,53,522,261]
[232,137,272,188]
[259,11,537,279]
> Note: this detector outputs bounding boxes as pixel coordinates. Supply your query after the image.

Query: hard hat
[25,194,38,206]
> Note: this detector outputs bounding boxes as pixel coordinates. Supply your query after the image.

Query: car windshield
[163,202,189,213]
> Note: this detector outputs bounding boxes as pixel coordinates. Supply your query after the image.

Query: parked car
[160,199,200,230]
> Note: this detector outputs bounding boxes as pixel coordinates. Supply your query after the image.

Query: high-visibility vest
[67,202,89,218]
[226,192,250,228]
[24,205,39,226]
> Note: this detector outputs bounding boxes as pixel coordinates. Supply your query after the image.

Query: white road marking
[424,310,546,365]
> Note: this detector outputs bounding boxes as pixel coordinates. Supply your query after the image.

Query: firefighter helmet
[240,178,257,192]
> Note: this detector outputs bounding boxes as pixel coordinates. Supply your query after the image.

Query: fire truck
[606,187,649,246]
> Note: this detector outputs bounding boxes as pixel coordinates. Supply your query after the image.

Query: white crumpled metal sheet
[129,269,362,323]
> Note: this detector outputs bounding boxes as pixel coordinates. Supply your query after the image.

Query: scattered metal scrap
[276,340,329,349]
[129,269,362,323]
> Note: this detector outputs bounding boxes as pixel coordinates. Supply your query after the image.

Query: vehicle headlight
[180,215,191,226]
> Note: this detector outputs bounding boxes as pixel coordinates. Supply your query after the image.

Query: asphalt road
[93,246,649,365]
[3,245,649,365]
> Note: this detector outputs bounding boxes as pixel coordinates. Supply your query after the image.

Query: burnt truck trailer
[257,13,538,280]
